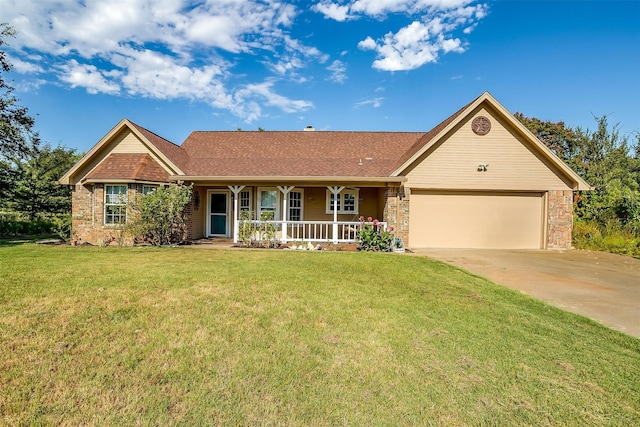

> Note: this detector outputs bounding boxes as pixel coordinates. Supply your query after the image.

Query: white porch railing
[238,220,387,244]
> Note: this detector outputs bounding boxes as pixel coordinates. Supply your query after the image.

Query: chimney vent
[304,125,315,131]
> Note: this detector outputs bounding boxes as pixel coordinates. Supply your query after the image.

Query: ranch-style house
[59,92,591,249]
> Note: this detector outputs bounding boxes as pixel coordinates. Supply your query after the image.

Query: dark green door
[209,193,227,235]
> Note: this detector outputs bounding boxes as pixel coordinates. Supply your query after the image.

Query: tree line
[1,23,80,238]
[515,113,640,234]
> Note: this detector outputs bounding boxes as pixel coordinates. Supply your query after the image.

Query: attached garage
[409,191,545,249]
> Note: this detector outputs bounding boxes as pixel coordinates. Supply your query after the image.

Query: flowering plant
[356,217,394,252]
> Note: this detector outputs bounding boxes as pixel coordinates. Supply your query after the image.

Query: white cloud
[58,60,121,95]
[313,2,352,21]
[235,80,313,120]
[327,60,348,83]
[316,1,488,71]
[6,54,43,73]
[0,0,316,122]
[354,97,384,108]
[356,2,487,71]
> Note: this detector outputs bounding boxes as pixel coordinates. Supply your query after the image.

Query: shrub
[50,213,72,242]
[237,210,279,248]
[126,184,192,245]
[0,211,54,237]
[573,219,640,258]
[356,217,394,252]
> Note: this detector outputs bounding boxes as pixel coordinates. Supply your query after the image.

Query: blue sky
[2,0,639,153]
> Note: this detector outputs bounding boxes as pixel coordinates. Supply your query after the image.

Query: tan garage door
[409,191,544,249]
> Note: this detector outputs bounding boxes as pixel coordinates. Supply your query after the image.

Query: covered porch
[182,178,407,245]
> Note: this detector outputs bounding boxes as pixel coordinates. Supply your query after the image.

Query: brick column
[382,187,410,247]
[71,183,94,244]
[547,190,573,249]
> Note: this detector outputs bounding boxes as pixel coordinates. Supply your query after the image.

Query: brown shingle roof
[129,122,190,172]
[179,131,425,177]
[86,153,170,182]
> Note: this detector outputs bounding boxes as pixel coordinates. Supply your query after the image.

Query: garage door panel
[409,192,543,249]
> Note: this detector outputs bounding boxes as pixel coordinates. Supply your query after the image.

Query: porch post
[327,186,345,243]
[228,185,245,243]
[277,186,294,243]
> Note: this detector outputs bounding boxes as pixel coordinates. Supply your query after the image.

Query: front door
[209,192,228,236]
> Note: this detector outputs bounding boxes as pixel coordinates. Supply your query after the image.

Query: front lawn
[1,245,638,425]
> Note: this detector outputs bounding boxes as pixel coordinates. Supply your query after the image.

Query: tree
[7,137,80,219]
[0,23,34,159]
[571,117,640,231]
[516,113,640,233]
[126,184,193,245]
[0,23,79,224]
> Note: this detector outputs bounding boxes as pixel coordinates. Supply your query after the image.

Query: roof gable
[58,119,186,185]
[392,92,591,190]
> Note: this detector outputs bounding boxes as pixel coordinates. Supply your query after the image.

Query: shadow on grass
[0,235,63,247]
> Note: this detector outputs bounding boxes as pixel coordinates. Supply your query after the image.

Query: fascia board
[390,93,489,176]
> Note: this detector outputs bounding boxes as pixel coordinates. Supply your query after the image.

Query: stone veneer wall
[382,187,410,247]
[546,189,573,249]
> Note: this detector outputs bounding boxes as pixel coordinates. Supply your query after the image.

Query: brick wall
[547,190,573,249]
[71,183,132,246]
[382,187,410,247]
[71,183,195,245]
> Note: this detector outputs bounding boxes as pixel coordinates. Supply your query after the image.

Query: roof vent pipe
[304,125,315,131]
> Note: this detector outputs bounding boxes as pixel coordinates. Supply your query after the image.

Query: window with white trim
[105,185,128,225]
[239,190,251,212]
[326,189,359,214]
[288,190,303,221]
[258,188,279,219]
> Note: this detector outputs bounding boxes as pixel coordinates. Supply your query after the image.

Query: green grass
[1,245,638,425]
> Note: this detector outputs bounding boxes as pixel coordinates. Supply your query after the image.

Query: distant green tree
[514,112,580,160]
[0,23,80,224]
[0,23,35,159]
[571,117,640,232]
[7,137,79,220]
[517,113,640,234]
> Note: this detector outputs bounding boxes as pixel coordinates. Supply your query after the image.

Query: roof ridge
[188,130,427,134]
[129,120,182,148]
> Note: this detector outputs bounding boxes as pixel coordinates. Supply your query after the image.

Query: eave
[171,175,407,187]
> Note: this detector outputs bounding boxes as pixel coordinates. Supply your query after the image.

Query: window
[105,185,127,225]
[288,190,303,221]
[142,185,156,195]
[326,189,359,214]
[239,190,251,212]
[258,188,279,219]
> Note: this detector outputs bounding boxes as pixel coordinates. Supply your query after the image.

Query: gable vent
[303,125,315,131]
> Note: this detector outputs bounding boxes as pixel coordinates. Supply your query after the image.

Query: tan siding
[302,187,380,222]
[405,106,574,191]
[111,131,149,153]
[71,129,174,184]
[191,187,205,239]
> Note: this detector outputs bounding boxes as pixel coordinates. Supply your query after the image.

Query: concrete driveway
[414,249,640,338]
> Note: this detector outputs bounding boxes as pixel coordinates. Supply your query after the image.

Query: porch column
[277,186,294,243]
[327,186,345,243]
[228,185,245,243]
